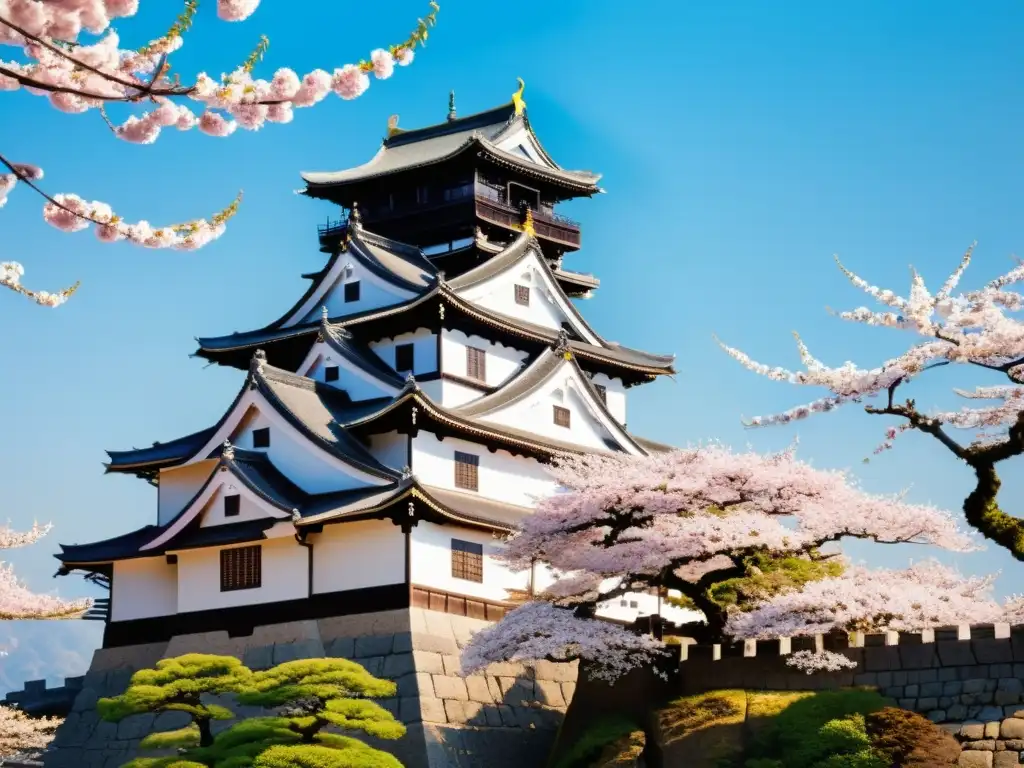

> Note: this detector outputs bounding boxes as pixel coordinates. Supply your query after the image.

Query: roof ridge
[383,103,516,148]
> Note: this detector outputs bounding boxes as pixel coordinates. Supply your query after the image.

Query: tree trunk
[196,716,213,747]
[964,462,1024,561]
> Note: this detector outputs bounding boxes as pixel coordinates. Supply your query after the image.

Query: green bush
[552,716,643,768]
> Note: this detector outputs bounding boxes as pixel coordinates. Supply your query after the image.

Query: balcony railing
[316,182,582,249]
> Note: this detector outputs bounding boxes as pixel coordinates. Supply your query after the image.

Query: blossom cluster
[0,0,436,142]
[459,446,1001,682]
[0,522,90,620]
[0,704,60,759]
[717,247,1024,450]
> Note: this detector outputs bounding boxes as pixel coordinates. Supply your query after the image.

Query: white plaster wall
[301,342,399,402]
[438,378,487,408]
[440,329,528,387]
[370,329,437,376]
[111,557,177,621]
[294,258,413,325]
[175,538,308,613]
[311,519,405,593]
[410,521,528,601]
[590,372,627,425]
[417,378,443,403]
[227,404,382,494]
[595,592,703,626]
[411,432,556,508]
[457,254,570,333]
[368,431,408,471]
[199,483,283,528]
[480,377,617,453]
[157,461,217,526]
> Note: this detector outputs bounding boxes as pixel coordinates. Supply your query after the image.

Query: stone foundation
[42,608,577,768]
[953,711,1024,767]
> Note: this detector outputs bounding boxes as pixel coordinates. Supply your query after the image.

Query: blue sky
[2,0,1024,688]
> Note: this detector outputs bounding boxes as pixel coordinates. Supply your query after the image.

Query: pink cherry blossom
[331,64,370,100]
[0,522,89,619]
[217,0,261,22]
[370,49,395,79]
[0,704,61,758]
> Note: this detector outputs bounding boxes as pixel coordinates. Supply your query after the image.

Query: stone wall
[954,713,1024,767]
[677,624,1024,726]
[5,677,84,717]
[42,608,577,768]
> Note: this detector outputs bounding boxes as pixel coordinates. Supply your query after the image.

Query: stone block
[383,653,415,679]
[899,698,917,710]
[534,680,566,708]
[994,664,1015,679]
[966,740,997,751]
[996,691,1022,706]
[115,713,155,741]
[899,643,939,669]
[484,706,503,727]
[966,679,990,694]
[939,641,978,667]
[921,681,944,697]
[905,684,920,697]
[948,704,969,720]
[395,671,433,698]
[357,656,384,677]
[242,645,274,670]
[962,723,986,740]
[496,704,517,728]
[325,636,355,659]
[562,682,576,703]
[443,699,467,724]
[985,720,1002,738]
[876,671,894,688]
[1004,719,1024,739]
[892,670,909,686]
[465,676,495,704]
[864,646,900,672]
[940,696,954,708]
[397,696,423,724]
[273,638,324,664]
[1002,738,1024,749]
[940,667,960,682]
[927,710,945,722]
[883,686,904,699]
[993,753,1020,768]
[431,675,468,701]
[441,655,462,677]
[419,696,447,724]
[533,659,578,683]
[423,611,454,638]
[411,632,459,656]
[411,650,444,675]
[354,635,394,658]
[944,681,964,696]
[853,672,878,687]
[975,639,1015,665]
[152,710,191,732]
[392,632,413,654]
[486,677,503,702]
[918,697,938,711]
[499,677,534,706]
[1002,679,1024,694]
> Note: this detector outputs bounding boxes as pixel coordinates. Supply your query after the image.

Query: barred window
[224,494,240,518]
[324,366,340,382]
[252,428,270,448]
[466,346,487,382]
[454,451,479,491]
[514,284,530,306]
[451,539,483,583]
[220,545,261,592]
[553,405,571,428]
[395,343,415,372]
[344,281,361,303]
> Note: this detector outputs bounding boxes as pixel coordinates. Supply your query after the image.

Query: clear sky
[2,0,1024,690]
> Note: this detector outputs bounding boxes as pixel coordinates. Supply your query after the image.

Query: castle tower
[46,83,678,768]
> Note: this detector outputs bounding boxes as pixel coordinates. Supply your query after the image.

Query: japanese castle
[56,84,680,648]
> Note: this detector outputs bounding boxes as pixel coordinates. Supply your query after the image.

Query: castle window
[395,343,415,373]
[220,545,261,592]
[252,428,270,448]
[454,451,479,491]
[514,284,530,306]
[224,494,241,518]
[324,366,340,382]
[553,405,571,428]
[594,384,607,404]
[629,600,638,609]
[344,281,360,303]
[466,346,486,382]
[451,539,483,583]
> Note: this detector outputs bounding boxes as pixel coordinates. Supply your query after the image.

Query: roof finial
[222,440,235,461]
[251,348,267,374]
[447,90,456,122]
[401,465,413,480]
[291,508,301,522]
[512,78,526,116]
[321,306,329,322]
[522,206,535,237]
[387,114,401,137]
[405,370,417,385]
[554,328,572,358]
[349,201,361,226]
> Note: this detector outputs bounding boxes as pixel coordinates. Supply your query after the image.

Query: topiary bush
[865,707,960,767]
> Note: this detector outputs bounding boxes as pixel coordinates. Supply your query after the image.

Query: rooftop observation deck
[316,180,581,251]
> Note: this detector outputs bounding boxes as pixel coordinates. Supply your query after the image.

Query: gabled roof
[300,102,601,194]
[105,426,217,476]
[195,284,675,380]
[446,232,604,345]
[306,313,406,391]
[106,354,401,481]
[268,223,437,331]
[452,348,645,455]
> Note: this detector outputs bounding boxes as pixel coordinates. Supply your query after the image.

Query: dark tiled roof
[105,427,216,472]
[317,320,406,391]
[301,106,600,191]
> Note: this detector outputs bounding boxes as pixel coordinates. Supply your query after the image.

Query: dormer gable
[491,119,559,169]
[297,316,404,402]
[447,235,602,345]
[453,348,644,456]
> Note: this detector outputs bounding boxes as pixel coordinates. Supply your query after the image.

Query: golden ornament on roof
[512,77,526,116]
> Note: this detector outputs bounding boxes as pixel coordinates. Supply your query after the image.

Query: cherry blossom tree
[0,522,89,620]
[0,704,61,759]
[716,248,1024,560]
[1,0,439,306]
[460,446,1005,680]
